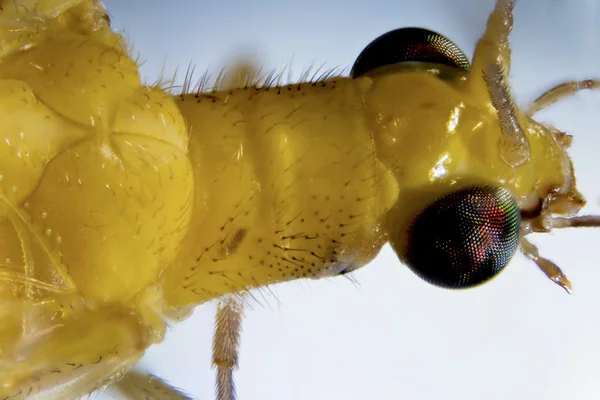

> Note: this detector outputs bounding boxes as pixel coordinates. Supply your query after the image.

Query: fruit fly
[1,0,600,399]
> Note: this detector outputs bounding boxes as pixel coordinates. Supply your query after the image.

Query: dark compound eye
[405,186,521,289]
[351,27,471,78]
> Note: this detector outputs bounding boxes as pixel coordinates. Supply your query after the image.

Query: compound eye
[351,27,471,78]
[405,186,521,289]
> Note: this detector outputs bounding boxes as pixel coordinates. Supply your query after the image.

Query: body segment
[162,78,396,308]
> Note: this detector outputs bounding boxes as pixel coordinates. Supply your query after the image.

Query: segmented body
[0,1,598,399]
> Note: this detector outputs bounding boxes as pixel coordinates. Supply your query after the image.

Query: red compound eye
[351,27,471,78]
[405,186,521,289]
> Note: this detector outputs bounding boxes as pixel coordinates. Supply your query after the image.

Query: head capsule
[352,25,584,289]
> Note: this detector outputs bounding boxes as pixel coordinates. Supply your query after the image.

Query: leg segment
[520,237,572,293]
[112,370,194,400]
[520,215,600,293]
[212,294,245,400]
[526,79,600,116]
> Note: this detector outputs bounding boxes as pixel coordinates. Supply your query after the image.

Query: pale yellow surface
[0,0,584,398]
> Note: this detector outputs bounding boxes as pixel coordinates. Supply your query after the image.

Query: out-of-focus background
[98,1,600,399]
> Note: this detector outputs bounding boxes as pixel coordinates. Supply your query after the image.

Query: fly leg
[99,294,247,400]
[111,370,194,400]
[520,215,600,293]
[212,294,245,400]
[526,79,600,116]
[519,237,573,293]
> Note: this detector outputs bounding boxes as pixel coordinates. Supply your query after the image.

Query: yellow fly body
[0,0,599,399]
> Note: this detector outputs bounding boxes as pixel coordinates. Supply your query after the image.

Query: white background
[97,1,600,399]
